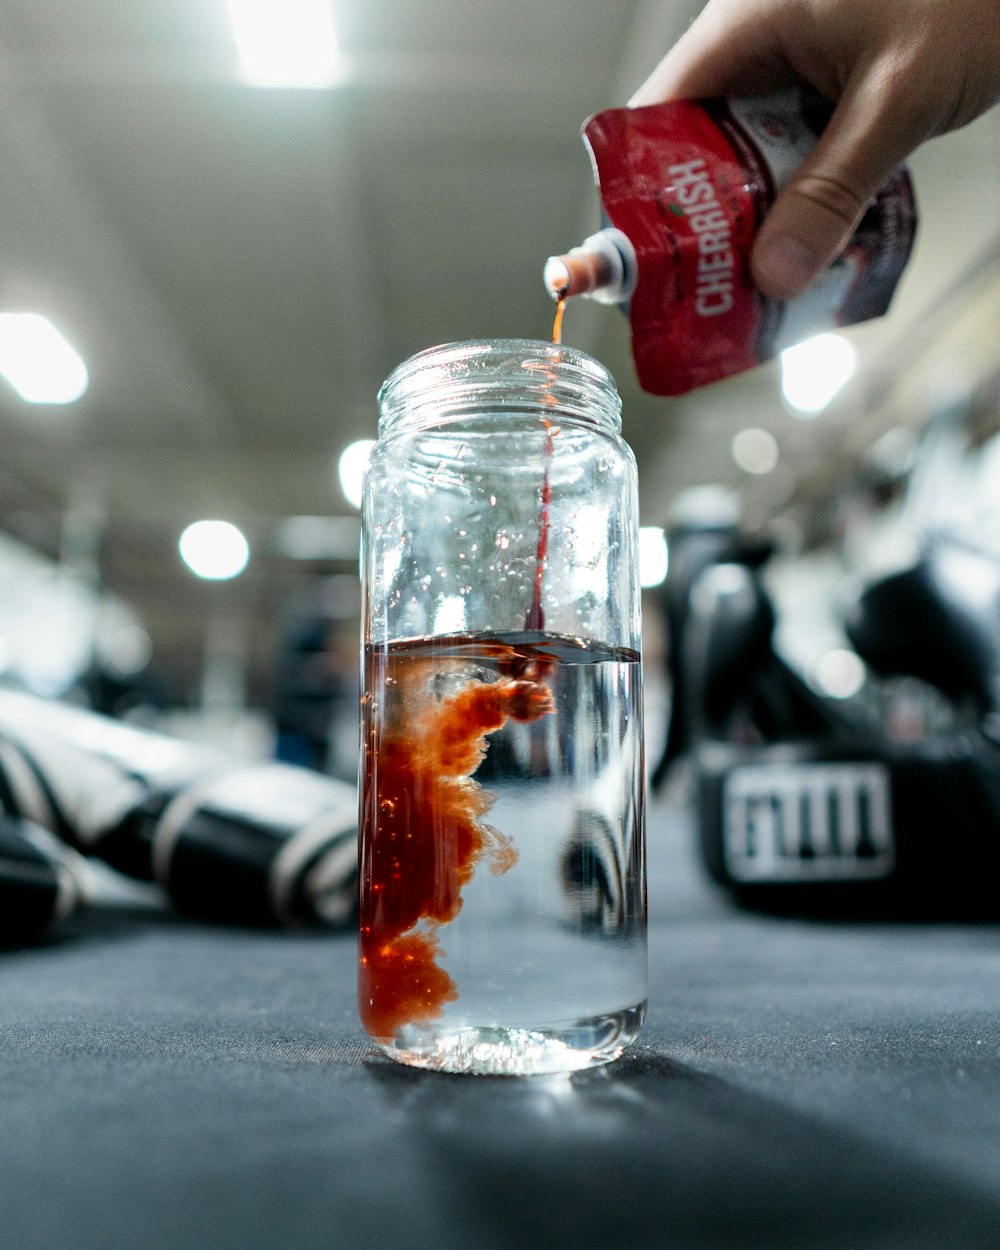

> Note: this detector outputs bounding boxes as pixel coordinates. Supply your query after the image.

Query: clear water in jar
[358,630,646,1075]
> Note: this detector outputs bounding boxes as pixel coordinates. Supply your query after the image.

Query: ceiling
[1,0,999,706]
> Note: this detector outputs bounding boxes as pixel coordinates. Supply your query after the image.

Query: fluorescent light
[103,624,153,676]
[813,649,866,699]
[731,427,779,475]
[179,520,250,580]
[638,526,668,588]
[781,332,856,415]
[0,313,88,404]
[338,439,376,510]
[228,0,345,88]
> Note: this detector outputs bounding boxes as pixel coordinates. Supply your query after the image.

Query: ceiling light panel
[227,0,345,88]
[0,313,88,405]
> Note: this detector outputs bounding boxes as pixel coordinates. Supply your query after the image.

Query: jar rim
[377,338,622,433]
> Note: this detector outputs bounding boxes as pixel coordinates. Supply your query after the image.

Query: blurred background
[1,0,999,779]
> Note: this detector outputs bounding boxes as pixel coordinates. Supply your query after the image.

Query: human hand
[631,0,1000,300]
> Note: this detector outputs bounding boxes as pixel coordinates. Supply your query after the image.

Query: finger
[751,63,933,300]
[630,0,793,105]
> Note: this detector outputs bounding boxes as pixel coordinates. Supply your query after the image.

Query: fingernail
[754,235,819,299]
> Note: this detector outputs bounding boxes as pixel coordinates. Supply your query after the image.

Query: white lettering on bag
[668,160,736,316]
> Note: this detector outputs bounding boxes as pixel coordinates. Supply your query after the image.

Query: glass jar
[358,339,646,1075]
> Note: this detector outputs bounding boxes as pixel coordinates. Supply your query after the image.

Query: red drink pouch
[547,89,917,397]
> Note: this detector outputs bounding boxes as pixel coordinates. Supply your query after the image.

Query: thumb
[751,72,925,301]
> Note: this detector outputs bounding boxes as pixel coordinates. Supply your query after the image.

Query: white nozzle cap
[543,228,637,305]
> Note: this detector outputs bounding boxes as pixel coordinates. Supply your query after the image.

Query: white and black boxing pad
[0,691,357,929]
[695,731,1000,919]
[695,533,1000,917]
[0,814,87,945]
[845,533,1000,712]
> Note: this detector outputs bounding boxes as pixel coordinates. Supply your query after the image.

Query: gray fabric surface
[2,801,998,1250]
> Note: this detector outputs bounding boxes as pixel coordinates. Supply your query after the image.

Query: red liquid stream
[523,292,566,631]
[525,420,556,632]
[551,291,567,346]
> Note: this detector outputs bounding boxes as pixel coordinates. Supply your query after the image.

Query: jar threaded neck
[377,339,622,434]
